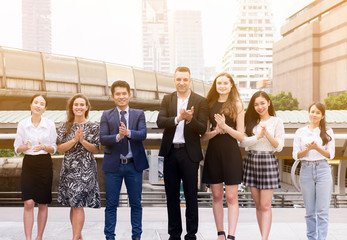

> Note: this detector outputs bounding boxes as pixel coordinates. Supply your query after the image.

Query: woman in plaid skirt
[293,103,335,240]
[240,91,284,240]
[201,72,244,240]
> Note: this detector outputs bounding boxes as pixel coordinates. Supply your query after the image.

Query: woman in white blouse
[14,94,57,240]
[293,102,335,240]
[241,91,284,240]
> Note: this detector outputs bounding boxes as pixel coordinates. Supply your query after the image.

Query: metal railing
[0,46,211,101]
[1,191,346,208]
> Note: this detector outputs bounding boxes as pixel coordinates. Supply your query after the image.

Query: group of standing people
[14,93,101,240]
[158,68,285,240]
[157,67,335,240]
[14,66,335,240]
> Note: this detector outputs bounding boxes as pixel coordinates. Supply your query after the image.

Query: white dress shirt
[14,116,57,155]
[173,92,191,144]
[240,116,285,152]
[292,126,335,161]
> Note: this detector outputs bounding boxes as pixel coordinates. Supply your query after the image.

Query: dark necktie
[120,111,129,156]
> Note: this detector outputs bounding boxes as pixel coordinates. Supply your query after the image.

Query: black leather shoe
[132,238,140,240]
[227,235,235,240]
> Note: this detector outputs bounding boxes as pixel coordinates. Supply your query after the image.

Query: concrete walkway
[0,207,346,240]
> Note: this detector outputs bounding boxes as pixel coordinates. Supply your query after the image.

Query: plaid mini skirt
[243,150,280,189]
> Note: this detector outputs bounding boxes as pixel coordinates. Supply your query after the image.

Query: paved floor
[0,207,346,240]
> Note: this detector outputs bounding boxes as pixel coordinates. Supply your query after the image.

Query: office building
[169,10,204,79]
[142,0,170,73]
[273,0,347,109]
[222,0,276,103]
[22,0,51,53]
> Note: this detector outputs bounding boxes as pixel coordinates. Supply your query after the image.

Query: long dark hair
[309,102,332,145]
[245,91,275,136]
[206,72,242,121]
[65,94,91,134]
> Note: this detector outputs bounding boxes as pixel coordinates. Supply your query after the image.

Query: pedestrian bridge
[0,46,211,110]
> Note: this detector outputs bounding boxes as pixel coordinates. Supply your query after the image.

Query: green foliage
[0,149,15,157]
[268,91,299,111]
[324,92,347,110]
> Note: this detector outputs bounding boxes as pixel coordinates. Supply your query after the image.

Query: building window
[239,81,247,88]
[234,60,247,64]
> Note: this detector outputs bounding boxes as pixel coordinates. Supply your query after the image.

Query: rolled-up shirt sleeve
[292,129,302,160]
[240,135,257,148]
[326,128,335,159]
[14,122,24,155]
[274,118,285,152]
[48,121,57,154]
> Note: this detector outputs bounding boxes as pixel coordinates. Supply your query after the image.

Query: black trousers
[163,146,199,240]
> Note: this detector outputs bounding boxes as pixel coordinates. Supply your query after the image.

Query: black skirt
[21,154,53,204]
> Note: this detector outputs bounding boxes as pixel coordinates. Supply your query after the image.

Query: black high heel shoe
[217,231,226,240]
[227,235,235,240]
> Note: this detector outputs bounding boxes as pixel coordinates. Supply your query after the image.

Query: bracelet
[43,145,47,151]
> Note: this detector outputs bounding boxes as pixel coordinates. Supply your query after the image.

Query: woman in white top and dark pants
[14,94,57,240]
[293,102,335,240]
[241,91,284,240]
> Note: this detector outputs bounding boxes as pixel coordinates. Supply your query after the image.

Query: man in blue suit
[100,80,148,240]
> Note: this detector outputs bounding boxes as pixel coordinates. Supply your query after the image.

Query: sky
[0,0,314,71]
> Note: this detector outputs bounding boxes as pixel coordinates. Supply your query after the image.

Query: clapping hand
[214,114,226,130]
[305,141,318,151]
[215,124,225,134]
[118,122,128,139]
[77,128,84,143]
[179,106,194,122]
[25,140,32,150]
[32,141,45,152]
[73,128,82,143]
[257,125,266,140]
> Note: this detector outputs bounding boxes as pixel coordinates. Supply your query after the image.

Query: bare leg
[35,204,48,240]
[70,207,73,225]
[225,185,239,237]
[259,189,274,240]
[23,200,35,240]
[250,187,262,234]
[211,184,226,240]
[71,207,85,240]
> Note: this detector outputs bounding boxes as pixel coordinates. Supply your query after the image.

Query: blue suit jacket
[100,107,149,173]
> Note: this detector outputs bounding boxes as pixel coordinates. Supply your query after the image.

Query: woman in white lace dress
[241,91,284,240]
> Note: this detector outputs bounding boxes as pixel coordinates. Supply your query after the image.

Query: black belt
[173,143,185,149]
[120,157,133,164]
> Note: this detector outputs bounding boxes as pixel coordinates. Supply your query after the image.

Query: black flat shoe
[217,231,226,240]
[227,235,235,240]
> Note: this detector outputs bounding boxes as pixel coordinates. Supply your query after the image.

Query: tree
[324,92,347,110]
[268,91,299,110]
[0,149,15,157]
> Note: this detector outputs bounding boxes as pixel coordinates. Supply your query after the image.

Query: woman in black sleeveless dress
[202,72,244,240]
